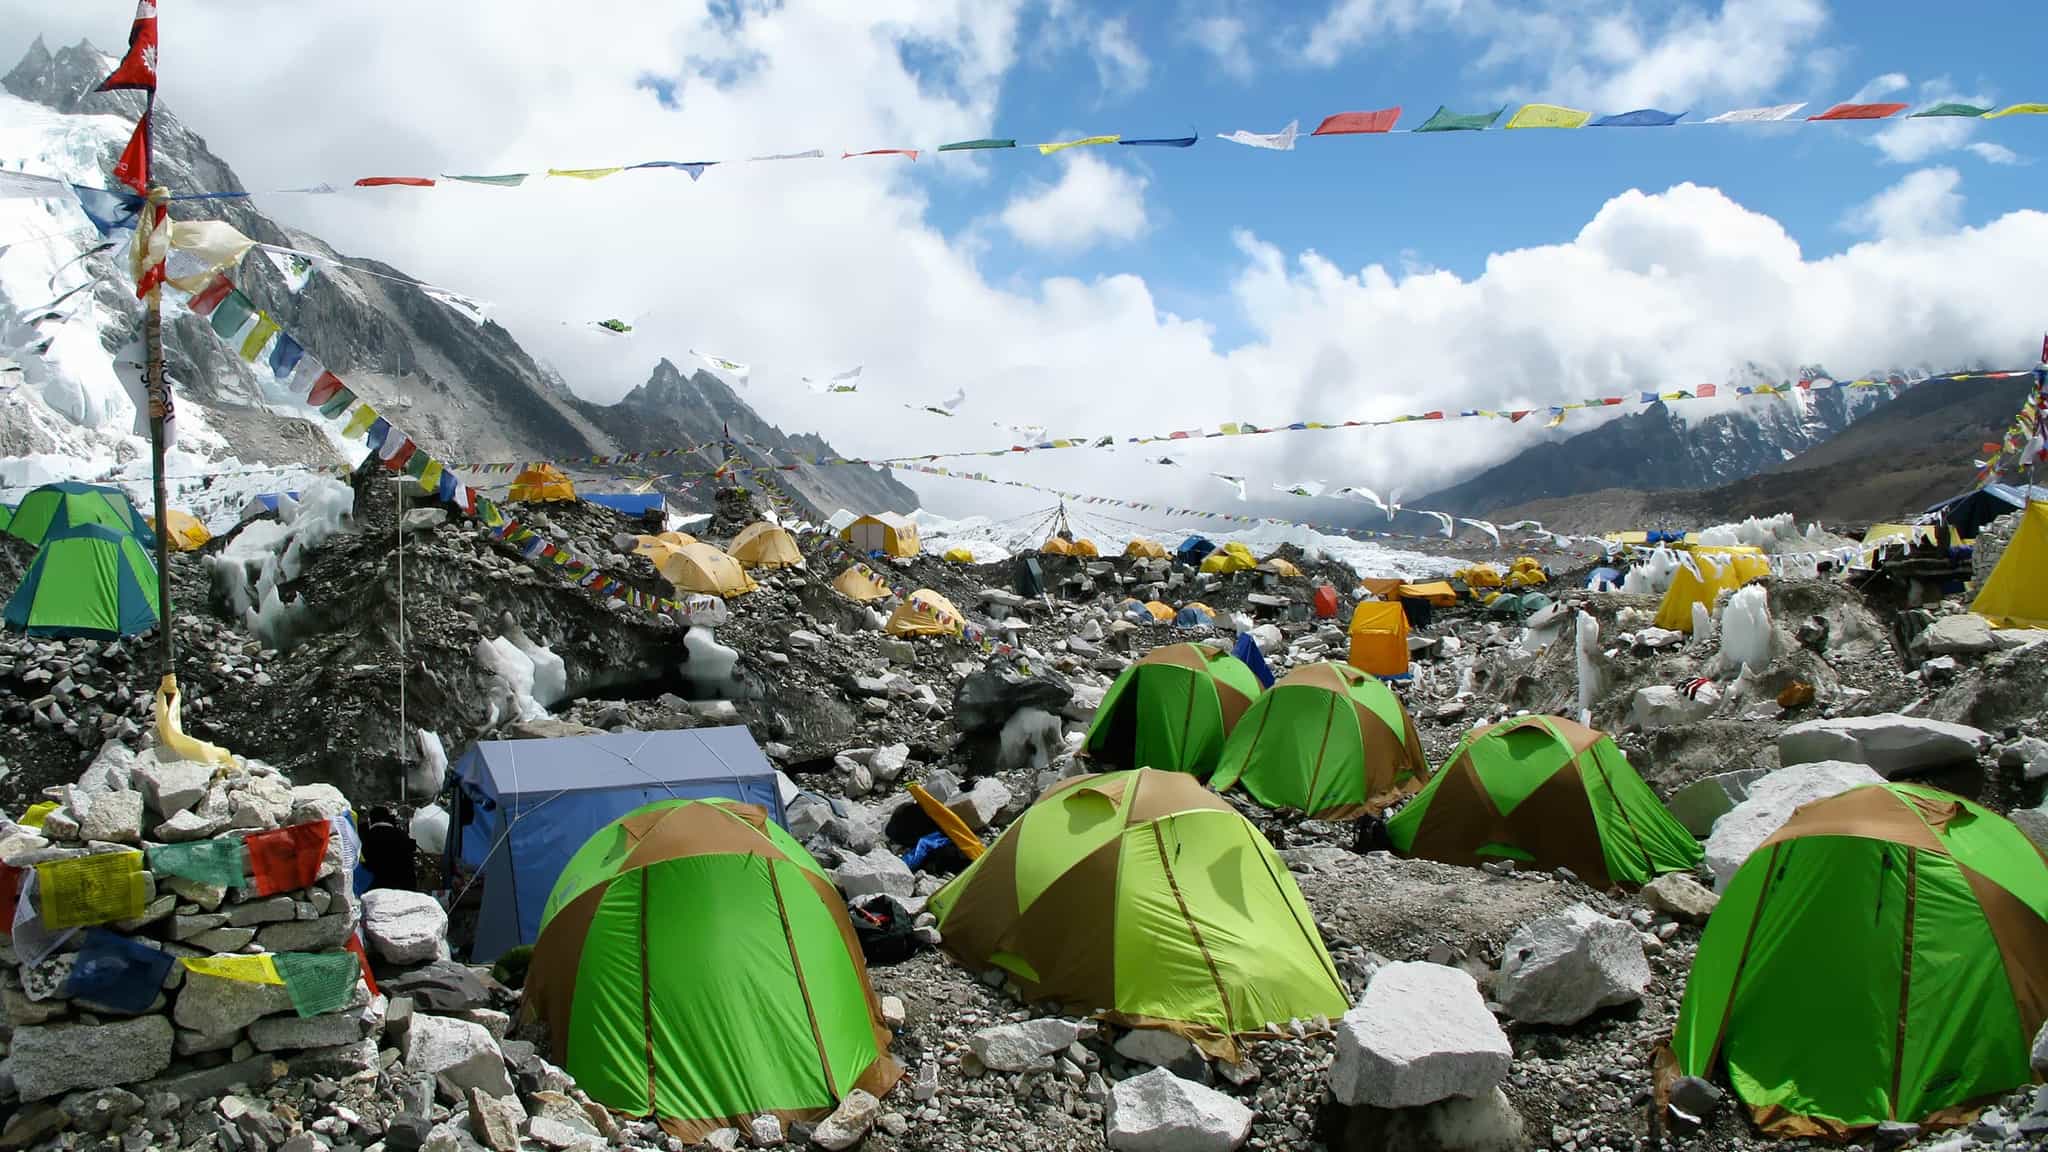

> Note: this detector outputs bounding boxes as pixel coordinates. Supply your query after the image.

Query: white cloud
[1850,72,1909,102]
[1967,141,2021,165]
[1188,15,1254,80]
[1303,0,1465,69]
[999,152,1149,252]
[1090,15,1151,93]
[1844,167,1964,240]
[1866,77,2000,165]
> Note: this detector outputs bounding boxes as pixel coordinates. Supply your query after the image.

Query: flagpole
[144,177,175,675]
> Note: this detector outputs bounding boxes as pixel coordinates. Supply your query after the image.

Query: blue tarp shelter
[1926,483,2048,541]
[1175,535,1216,564]
[448,726,787,962]
[582,493,666,517]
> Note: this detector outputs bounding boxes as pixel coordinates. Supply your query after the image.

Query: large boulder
[1778,714,1989,778]
[953,659,1074,736]
[1664,769,1767,839]
[1494,903,1648,1026]
[11,1016,174,1101]
[1631,686,1714,732]
[1911,614,2000,657]
[830,848,914,899]
[1331,962,1510,1108]
[1705,761,1884,889]
[1105,1067,1253,1152]
[1327,1086,1526,1152]
[406,1015,513,1099]
[362,889,449,964]
[969,1018,1084,1073]
[173,970,295,1035]
[1641,873,1719,924]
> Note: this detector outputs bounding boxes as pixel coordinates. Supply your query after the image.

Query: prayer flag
[1118,136,1198,147]
[318,386,356,419]
[1591,109,1684,127]
[1505,104,1591,129]
[627,161,715,180]
[274,951,362,1018]
[344,405,379,440]
[1036,135,1119,155]
[245,821,331,896]
[1697,383,1717,398]
[403,448,431,478]
[383,439,418,471]
[0,170,71,201]
[443,173,528,187]
[1909,102,1991,118]
[354,177,436,188]
[208,289,256,340]
[0,862,17,932]
[1216,121,1299,149]
[418,459,443,493]
[148,837,247,888]
[239,314,279,361]
[749,150,825,161]
[1312,108,1401,135]
[1415,106,1502,132]
[72,185,143,235]
[268,333,304,381]
[1703,103,1806,123]
[1986,103,2048,118]
[1808,102,1908,121]
[187,276,234,317]
[183,954,283,984]
[113,112,151,197]
[938,139,1016,151]
[36,850,148,929]
[842,149,919,160]
[97,0,159,92]
[547,167,623,180]
[66,928,172,1013]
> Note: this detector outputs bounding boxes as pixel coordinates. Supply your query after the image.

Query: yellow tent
[1071,539,1100,557]
[1041,537,1075,556]
[728,522,802,569]
[1141,600,1174,622]
[942,547,976,563]
[1359,577,1406,600]
[1605,531,1650,548]
[1124,538,1168,559]
[842,512,920,558]
[886,589,964,637]
[1457,564,1504,589]
[1654,551,1770,632]
[509,463,577,503]
[633,531,697,558]
[148,509,211,552]
[1506,557,1547,587]
[1398,581,1458,607]
[831,564,892,603]
[1972,500,2048,629]
[1262,557,1303,578]
[1199,541,1258,574]
[652,541,758,597]
[1347,601,1410,676]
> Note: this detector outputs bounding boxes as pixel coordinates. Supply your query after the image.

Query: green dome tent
[522,798,899,1142]
[925,767,1347,1060]
[1671,783,2048,1138]
[4,523,160,639]
[1083,642,1262,778]
[1210,662,1430,820]
[1385,714,1701,888]
[4,481,151,548]
[0,504,12,534]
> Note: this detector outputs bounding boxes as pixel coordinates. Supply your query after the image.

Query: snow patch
[204,477,355,649]
[1716,585,1773,677]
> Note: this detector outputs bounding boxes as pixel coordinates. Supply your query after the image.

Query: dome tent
[1210,662,1429,820]
[926,768,1348,1060]
[4,523,160,639]
[651,541,757,596]
[524,798,899,1141]
[1670,783,2048,1138]
[841,512,919,558]
[885,588,964,637]
[508,463,577,503]
[149,508,211,552]
[1123,538,1168,559]
[5,481,151,548]
[1386,715,1701,888]
[830,563,891,603]
[727,521,802,569]
[1083,642,1261,779]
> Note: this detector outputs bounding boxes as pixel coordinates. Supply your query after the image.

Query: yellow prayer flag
[182,953,285,985]
[547,167,624,180]
[1036,135,1118,155]
[20,801,57,828]
[1506,104,1592,129]
[36,850,148,929]
[1986,103,2048,118]
[418,459,444,493]
[341,405,380,439]
[239,315,279,361]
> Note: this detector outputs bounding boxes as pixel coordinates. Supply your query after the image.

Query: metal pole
[144,185,174,677]
[394,476,407,771]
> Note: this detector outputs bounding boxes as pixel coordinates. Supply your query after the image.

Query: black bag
[1013,556,1044,598]
[849,894,922,965]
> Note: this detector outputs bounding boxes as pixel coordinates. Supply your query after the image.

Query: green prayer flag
[937,138,1016,151]
[403,449,431,479]
[443,173,529,187]
[208,290,255,338]
[318,388,356,419]
[147,838,247,889]
[1415,105,1504,132]
[1909,102,1991,118]
[273,951,361,1018]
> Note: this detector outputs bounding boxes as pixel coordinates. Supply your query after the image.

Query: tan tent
[832,564,892,603]
[841,513,919,558]
[1124,538,1168,559]
[1261,557,1302,578]
[885,589,963,637]
[653,542,758,597]
[509,463,577,503]
[1041,537,1075,556]
[633,531,698,559]
[728,522,802,569]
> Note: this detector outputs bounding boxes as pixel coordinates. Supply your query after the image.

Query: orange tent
[509,463,576,502]
[1347,601,1410,677]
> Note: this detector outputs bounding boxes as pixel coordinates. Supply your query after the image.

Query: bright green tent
[1084,642,1262,778]
[1672,783,2048,1138]
[926,767,1348,1060]
[1386,714,1701,888]
[4,482,151,548]
[522,798,899,1142]
[4,523,160,639]
[1211,661,1430,820]
[0,504,12,534]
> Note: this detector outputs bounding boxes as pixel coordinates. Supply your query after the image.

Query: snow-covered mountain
[0,37,915,527]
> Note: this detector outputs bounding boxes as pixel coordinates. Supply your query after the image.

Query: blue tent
[1230,631,1275,688]
[448,726,787,962]
[1175,535,1217,564]
[582,493,666,517]
[240,492,301,520]
[1175,604,1216,628]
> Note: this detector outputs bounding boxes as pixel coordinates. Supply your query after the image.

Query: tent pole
[143,185,175,678]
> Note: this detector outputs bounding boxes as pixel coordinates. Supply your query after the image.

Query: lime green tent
[522,798,899,1142]
[1084,642,1262,778]
[0,504,11,534]
[1672,783,2048,1138]
[926,768,1348,1060]
[1386,714,1701,888]
[1210,662,1430,820]
[4,523,160,639]
[4,482,151,548]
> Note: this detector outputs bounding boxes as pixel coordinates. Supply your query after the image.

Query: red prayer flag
[1808,102,1909,121]
[187,275,233,316]
[345,930,380,998]
[113,112,152,196]
[97,0,159,93]
[1509,410,1530,422]
[2038,333,2047,364]
[1696,383,1718,398]
[1312,108,1402,135]
[245,821,331,896]
[1422,411,1444,420]
[354,176,436,188]
[306,371,346,406]
[0,862,18,934]
[382,440,418,471]
[1602,397,1623,406]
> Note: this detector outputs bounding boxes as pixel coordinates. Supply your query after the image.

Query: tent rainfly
[727,522,803,569]
[509,463,577,503]
[150,509,211,552]
[4,481,152,548]
[652,542,757,596]
[1084,642,1261,778]
[885,589,964,637]
[1346,601,1410,677]
[1972,499,2048,629]
[3,523,161,639]
[831,564,892,603]
[841,512,919,557]
[1210,662,1428,819]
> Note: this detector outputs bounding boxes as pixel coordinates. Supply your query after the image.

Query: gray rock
[1113,1028,1206,1076]
[1331,962,1510,1108]
[1667,1075,1724,1123]
[58,1086,144,1134]
[11,1015,175,1101]
[1105,1067,1253,1152]
[1778,714,1989,778]
[1706,761,1885,889]
[1495,903,1649,1026]
[362,889,449,964]
[747,1113,784,1146]
[1641,873,1719,923]
[189,926,258,951]
[1329,1085,1524,1152]
[868,743,910,782]
[1665,769,1768,838]
[467,1086,524,1152]
[133,757,212,816]
[811,1089,880,1151]
[77,789,144,845]
[2033,1018,2048,1076]
[174,970,295,1035]
[947,778,1013,833]
[407,1015,512,1098]
[248,1011,369,1051]
[138,1053,279,1107]
[1631,686,1713,731]
[1999,736,2048,783]
[155,808,230,842]
[227,896,299,926]
[830,847,915,899]
[970,1018,1086,1072]
[1912,613,2000,656]
[256,909,354,951]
